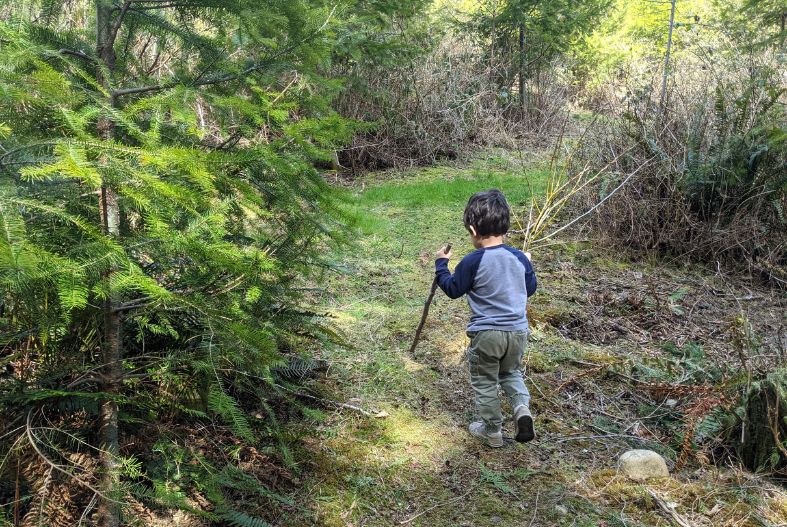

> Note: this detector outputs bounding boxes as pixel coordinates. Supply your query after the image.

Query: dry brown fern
[674,394,730,471]
[15,442,96,527]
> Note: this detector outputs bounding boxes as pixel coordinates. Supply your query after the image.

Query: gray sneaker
[468,421,504,448]
[513,405,535,443]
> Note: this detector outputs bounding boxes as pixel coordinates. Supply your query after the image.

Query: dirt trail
[298,157,787,527]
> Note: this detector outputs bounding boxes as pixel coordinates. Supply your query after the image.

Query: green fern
[207,386,254,442]
[694,408,726,443]
[217,465,296,508]
[272,356,324,381]
[480,465,518,498]
[221,509,273,527]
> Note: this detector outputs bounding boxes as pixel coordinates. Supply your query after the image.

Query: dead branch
[409,243,451,354]
[25,410,124,505]
[399,485,478,525]
[534,157,656,246]
[647,488,695,527]
[273,383,376,417]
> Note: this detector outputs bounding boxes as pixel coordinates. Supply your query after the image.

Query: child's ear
[468,225,478,238]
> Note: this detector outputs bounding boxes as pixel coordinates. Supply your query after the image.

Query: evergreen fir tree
[0,0,370,524]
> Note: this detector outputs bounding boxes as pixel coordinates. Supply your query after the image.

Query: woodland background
[0,0,785,526]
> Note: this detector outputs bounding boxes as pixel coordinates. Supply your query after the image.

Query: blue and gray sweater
[435,244,537,332]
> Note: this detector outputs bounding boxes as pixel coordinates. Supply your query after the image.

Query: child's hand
[524,251,532,261]
[435,245,453,260]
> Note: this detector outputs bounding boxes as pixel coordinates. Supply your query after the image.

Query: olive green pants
[467,330,530,433]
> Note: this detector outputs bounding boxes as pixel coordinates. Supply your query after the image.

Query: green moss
[590,256,630,270]
[525,349,557,373]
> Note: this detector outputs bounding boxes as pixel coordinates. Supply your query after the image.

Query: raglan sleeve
[434,251,482,299]
[505,246,537,297]
[524,255,537,297]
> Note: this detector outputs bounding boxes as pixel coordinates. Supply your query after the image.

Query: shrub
[579,43,786,283]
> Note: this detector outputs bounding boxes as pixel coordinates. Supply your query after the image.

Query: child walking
[434,189,537,447]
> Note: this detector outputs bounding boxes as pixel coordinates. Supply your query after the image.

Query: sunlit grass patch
[424,327,469,368]
[306,408,466,526]
[578,468,785,527]
[304,156,594,525]
[402,356,427,372]
[580,348,622,365]
[374,407,461,467]
[344,162,550,246]
[356,169,547,210]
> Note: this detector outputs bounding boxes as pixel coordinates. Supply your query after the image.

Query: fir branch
[112,4,339,98]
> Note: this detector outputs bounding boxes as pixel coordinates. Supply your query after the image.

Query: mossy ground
[284,152,787,527]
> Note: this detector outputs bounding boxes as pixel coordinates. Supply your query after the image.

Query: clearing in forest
[290,152,787,527]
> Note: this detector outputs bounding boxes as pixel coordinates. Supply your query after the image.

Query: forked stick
[408,243,451,354]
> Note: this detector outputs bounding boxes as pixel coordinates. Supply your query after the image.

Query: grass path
[291,153,787,527]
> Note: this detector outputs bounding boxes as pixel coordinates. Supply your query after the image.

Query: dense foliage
[469,0,610,106]
[577,0,786,283]
[0,0,404,525]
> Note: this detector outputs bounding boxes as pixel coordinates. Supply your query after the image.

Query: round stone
[618,449,670,481]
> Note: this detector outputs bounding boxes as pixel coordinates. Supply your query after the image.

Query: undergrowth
[293,155,786,526]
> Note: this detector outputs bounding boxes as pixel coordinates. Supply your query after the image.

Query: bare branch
[58,49,96,63]
[109,1,133,48]
[536,157,657,244]
[25,410,125,505]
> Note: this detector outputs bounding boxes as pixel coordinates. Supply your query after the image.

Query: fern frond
[207,386,254,442]
[221,509,273,527]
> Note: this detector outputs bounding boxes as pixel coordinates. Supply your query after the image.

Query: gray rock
[554,504,569,516]
[618,449,670,481]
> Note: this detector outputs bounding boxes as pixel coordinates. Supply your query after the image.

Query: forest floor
[285,150,787,527]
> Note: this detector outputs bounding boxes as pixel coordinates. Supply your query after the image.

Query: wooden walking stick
[408,243,451,354]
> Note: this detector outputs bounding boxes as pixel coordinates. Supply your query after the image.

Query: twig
[78,494,98,527]
[408,244,451,354]
[528,489,540,527]
[14,455,20,526]
[58,49,95,62]
[557,363,613,392]
[108,1,133,47]
[273,383,375,417]
[25,410,124,504]
[647,488,695,527]
[399,485,477,525]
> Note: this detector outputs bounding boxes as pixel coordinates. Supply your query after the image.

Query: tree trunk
[489,0,496,85]
[659,0,677,114]
[95,1,122,526]
[518,22,525,110]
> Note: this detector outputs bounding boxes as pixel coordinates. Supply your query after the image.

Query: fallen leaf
[375,410,389,418]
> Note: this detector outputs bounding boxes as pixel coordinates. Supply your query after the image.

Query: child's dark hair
[463,189,510,236]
